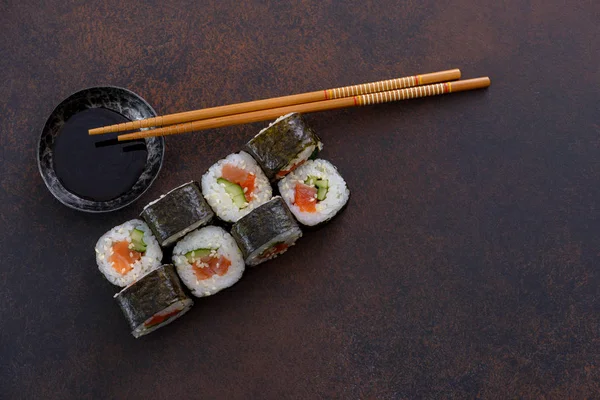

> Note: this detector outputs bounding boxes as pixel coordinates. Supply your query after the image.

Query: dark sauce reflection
[52,108,148,202]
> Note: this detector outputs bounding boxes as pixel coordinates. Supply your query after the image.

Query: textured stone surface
[1,0,599,398]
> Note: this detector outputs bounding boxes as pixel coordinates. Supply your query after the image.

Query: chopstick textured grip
[356,82,451,105]
[327,76,422,99]
[119,77,489,141]
[96,117,165,134]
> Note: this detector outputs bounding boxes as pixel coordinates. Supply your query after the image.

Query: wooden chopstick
[89,69,461,135]
[117,77,490,142]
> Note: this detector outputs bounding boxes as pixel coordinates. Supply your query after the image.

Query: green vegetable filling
[185,248,213,263]
[217,177,247,209]
[304,176,329,201]
[309,147,320,160]
[130,229,147,252]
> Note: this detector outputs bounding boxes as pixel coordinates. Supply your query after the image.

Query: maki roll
[115,264,193,338]
[141,181,214,247]
[172,226,245,297]
[278,159,350,226]
[95,219,162,287]
[201,151,271,223]
[245,113,323,180]
[231,197,302,266]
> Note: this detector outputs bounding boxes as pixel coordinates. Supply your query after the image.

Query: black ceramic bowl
[38,87,164,213]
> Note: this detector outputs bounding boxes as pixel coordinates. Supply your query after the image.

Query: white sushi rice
[201,151,271,222]
[278,159,350,226]
[245,229,302,267]
[95,219,162,287]
[172,226,245,297]
[132,299,193,338]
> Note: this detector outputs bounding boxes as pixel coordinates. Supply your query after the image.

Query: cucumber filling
[217,177,247,209]
[185,248,214,264]
[130,228,147,252]
[304,176,329,201]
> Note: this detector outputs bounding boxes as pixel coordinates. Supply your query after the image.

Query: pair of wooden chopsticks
[89,69,490,141]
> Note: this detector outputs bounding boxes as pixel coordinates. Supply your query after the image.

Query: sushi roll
[231,197,302,266]
[245,113,323,180]
[278,159,350,226]
[140,181,214,247]
[172,226,245,297]
[201,151,271,223]
[95,219,162,287]
[115,264,193,338]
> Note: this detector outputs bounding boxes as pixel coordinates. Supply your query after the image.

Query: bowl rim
[37,85,165,213]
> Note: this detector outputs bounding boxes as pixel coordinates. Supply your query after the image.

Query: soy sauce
[52,108,148,202]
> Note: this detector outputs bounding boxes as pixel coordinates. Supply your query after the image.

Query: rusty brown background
[1,0,599,398]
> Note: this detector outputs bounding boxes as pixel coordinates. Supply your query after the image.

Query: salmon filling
[192,255,232,280]
[259,242,290,259]
[276,160,306,179]
[110,241,142,275]
[294,183,317,213]
[144,308,182,328]
[222,164,256,202]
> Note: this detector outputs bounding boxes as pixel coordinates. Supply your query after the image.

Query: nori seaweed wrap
[114,264,193,338]
[231,196,302,266]
[244,113,323,181]
[140,181,214,247]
